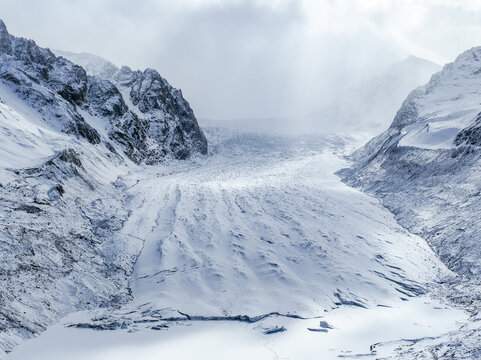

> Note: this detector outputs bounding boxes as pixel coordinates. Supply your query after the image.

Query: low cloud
[1,0,481,130]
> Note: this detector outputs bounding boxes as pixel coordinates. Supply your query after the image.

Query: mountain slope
[0,20,207,164]
[0,19,207,356]
[340,47,481,276]
[56,50,208,161]
[339,46,481,358]
[0,19,465,360]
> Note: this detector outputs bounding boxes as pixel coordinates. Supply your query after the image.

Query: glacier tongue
[56,124,452,331]
[0,17,477,360]
[2,122,465,360]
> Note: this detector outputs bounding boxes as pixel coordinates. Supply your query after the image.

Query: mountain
[53,50,119,79]
[0,18,456,358]
[339,47,481,357]
[318,55,441,134]
[0,20,207,164]
[0,19,206,355]
[56,49,208,161]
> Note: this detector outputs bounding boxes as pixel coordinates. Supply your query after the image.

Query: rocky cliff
[0,20,207,164]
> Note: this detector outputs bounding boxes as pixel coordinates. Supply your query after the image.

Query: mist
[2,0,481,133]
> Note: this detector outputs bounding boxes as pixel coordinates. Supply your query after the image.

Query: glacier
[0,17,479,360]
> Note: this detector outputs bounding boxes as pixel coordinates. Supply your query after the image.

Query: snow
[393,47,481,149]
[3,121,465,359]
[4,296,466,360]
[0,82,74,169]
[1,26,478,358]
[341,46,481,357]
[107,124,450,318]
[398,112,476,149]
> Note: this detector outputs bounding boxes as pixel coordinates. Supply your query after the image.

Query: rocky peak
[0,19,11,54]
[59,51,208,160]
[0,19,207,163]
[0,19,8,37]
[388,47,481,140]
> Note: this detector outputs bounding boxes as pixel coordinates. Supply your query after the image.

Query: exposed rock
[58,149,83,168]
[0,149,142,355]
[0,20,207,164]
[264,326,286,335]
[15,204,42,214]
[56,48,208,163]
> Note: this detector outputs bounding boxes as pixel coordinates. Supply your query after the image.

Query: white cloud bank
[1,0,481,126]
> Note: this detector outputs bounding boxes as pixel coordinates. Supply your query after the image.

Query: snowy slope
[121,127,447,317]
[0,19,207,356]
[0,82,68,168]
[0,76,144,355]
[340,46,481,358]
[342,46,481,276]
[37,124,451,337]
[0,18,472,360]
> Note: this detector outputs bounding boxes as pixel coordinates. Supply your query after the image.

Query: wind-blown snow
[0,82,71,169]
[1,18,478,360]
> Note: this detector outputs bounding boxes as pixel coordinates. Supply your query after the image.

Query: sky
[1,0,481,126]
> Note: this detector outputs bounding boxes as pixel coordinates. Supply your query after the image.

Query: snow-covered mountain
[341,47,481,276]
[0,19,461,359]
[318,55,441,134]
[0,19,206,355]
[340,46,481,358]
[0,20,207,165]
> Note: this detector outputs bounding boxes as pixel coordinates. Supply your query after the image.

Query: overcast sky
[2,0,481,122]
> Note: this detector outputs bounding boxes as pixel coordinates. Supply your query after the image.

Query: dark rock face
[0,20,11,54]
[0,22,101,145]
[0,19,207,163]
[454,112,481,146]
[86,76,150,163]
[389,89,421,130]
[112,66,208,162]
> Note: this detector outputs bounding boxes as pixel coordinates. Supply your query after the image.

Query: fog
[1,0,481,132]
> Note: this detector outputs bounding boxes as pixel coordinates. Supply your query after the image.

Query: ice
[4,296,466,360]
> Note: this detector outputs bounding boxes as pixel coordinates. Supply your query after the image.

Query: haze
[1,0,481,129]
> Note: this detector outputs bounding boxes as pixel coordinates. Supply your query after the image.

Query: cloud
[1,0,481,124]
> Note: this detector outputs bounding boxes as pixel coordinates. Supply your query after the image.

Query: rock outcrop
[0,20,207,164]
